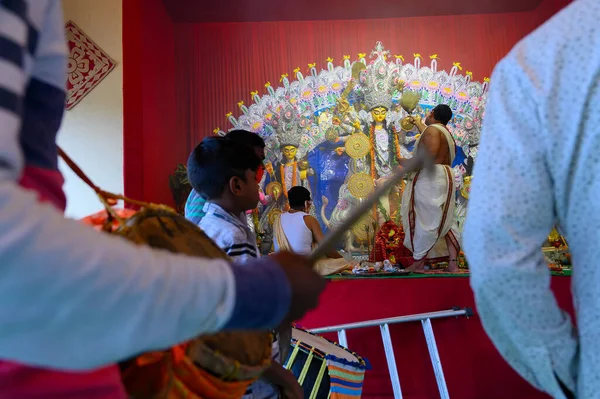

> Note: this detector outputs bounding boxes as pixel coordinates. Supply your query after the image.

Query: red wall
[123,0,569,204]
[174,0,569,152]
[123,0,177,205]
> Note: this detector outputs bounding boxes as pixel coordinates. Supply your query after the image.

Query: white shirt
[275,212,313,255]
[464,1,599,397]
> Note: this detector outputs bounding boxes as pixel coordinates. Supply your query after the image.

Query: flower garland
[252,208,261,244]
[369,125,376,180]
[368,124,378,222]
[393,126,403,163]
[280,162,298,197]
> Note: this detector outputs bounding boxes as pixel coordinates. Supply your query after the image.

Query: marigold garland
[369,124,378,221]
[369,125,376,180]
[393,126,403,162]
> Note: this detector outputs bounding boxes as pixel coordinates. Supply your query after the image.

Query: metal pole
[380,323,403,399]
[337,329,348,348]
[310,308,471,334]
[308,308,472,398]
[422,318,449,399]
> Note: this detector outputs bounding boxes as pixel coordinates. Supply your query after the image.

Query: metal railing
[310,307,474,399]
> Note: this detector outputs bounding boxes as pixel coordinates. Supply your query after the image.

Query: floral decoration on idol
[217,42,489,250]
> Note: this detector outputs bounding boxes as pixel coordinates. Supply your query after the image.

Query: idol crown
[362,42,400,110]
[273,105,310,147]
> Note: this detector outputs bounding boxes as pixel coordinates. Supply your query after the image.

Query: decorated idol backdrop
[218,42,487,252]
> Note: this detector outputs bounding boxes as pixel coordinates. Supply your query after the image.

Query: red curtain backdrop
[123,0,178,205]
[173,0,569,158]
[124,0,568,204]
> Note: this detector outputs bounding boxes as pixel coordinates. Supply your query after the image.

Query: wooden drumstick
[308,151,433,263]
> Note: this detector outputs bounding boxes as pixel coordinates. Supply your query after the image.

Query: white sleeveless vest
[274,212,313,255]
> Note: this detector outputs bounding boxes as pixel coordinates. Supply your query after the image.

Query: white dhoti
[400,124,460,261]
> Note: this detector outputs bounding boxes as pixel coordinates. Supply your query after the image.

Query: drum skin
[97,207,272,397]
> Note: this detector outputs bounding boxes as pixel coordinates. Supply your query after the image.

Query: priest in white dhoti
[400,104,460,273]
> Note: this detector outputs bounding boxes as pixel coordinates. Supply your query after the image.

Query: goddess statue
[322,43,418,236]
[263,105,314,199]
[259,105,315,242]
[226,41,489,256]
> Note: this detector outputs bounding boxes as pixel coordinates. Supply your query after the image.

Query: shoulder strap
[430,124,456,162]
[273,215,292,252]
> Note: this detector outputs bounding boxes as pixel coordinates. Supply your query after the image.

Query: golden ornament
[548,227,561,243]
[326,126,339,142]
[348,172,374,198]
[345,133,371,159]
[401,117,415,131]
[266,182,283,200]
[460,176,472,199]
[351,213,376,241]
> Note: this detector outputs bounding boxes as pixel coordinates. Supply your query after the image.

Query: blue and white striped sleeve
[0,0,290,371]
[0,0,36,179]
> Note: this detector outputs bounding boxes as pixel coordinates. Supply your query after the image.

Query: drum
[63,146,272,398]
[285,327,369,399]
[85,207,273,399]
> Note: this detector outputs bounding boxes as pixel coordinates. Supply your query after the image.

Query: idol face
[282,145,298,162]
[371,107,388,123]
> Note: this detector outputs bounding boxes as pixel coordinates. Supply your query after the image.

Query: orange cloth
[80,208,136,232]
[122,345,255,399]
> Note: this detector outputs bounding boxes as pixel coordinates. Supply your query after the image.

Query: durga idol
[263,106,314,208]
[358,49,406,222]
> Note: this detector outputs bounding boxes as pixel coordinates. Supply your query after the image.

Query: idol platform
[300,273,573,399]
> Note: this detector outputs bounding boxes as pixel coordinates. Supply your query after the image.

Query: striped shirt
[0,1,124,397]
[0,2,292,397]
[199,202,281,399]
[199,202,259,262]
[184,189,206,225]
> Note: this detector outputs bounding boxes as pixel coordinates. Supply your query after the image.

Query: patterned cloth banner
[65,21,116,110]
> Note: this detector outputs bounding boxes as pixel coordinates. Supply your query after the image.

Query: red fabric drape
[300,276,574,399]
[123,0,178,205]
[124,0,568,204]
[172,0,569,156]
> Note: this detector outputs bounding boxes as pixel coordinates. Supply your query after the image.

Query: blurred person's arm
[463,56,577,397]
[305,215,341,259]
[0,0,290,371]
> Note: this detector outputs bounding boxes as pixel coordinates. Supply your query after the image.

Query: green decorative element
[395,204,402,226]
